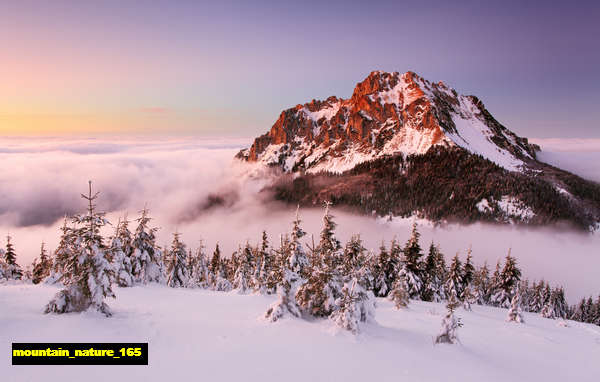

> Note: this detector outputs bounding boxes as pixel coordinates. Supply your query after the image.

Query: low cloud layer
[532,137,600,182]
[0,136,598,302]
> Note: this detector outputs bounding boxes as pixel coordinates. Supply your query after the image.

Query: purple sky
[1,0,599,138]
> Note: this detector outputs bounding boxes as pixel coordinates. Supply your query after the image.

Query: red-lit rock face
[240,71,537,174]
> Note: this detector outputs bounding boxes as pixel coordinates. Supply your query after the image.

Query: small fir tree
[4,235,23,280]
[473,262,490,305]
[389,274,410,309]
[372,242,391,297]
[330,283,361,334]
[166,232,189,288]
[461,285,476,311]
[189,240,209,288]
[288,208,309,278]
[208,244,232,291]
[32,242,52,284]
[445,254,463,303]
[111,218,134,287]
[463,246,475,288]
[233,242,253,294]
[435,294,462,345]
[491,250,521,308]
[422,242,445,302]
[265,267,302,322]
[506,292,525,323]
[46,218,74,284]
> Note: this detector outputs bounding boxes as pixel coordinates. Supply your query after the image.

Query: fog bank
[0,136,598,302]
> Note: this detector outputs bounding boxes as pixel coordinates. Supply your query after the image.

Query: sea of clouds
[0,136,598,302]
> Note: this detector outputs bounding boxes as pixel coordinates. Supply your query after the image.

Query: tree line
[1,182,599,339]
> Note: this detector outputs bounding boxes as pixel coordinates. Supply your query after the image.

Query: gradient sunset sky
[1,0,599,138]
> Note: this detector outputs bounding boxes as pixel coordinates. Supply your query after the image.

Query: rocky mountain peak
[238,70,538,174]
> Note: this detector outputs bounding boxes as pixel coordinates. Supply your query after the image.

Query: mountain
[237,71,600,230]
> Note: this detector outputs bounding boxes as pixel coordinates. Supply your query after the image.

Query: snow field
[2,283,599,382]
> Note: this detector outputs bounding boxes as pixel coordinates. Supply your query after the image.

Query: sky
[1,0,599,138]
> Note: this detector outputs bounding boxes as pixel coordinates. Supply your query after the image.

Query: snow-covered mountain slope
[2,284,599,382]
[237,71,538,174]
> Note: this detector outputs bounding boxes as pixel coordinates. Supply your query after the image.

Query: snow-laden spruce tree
[256,231,276,294]
[488,260,502,305]
[527,280,544,313]
[460,247,476,310]
[490,251,521,308]
[445,254,464,303]
[330,265,376,334]
[208,243,232,291]
[435,294,462,345]
[254,233,266,290]
[266,209,310,321]
[571,298,588,322]
[32,242,53,284]
[130,208,164,284]
[463,246,475,288]
[461,285,476,311]
[398,221,424,299]
[265,267,302,322]
[233,242,253,294]
[342,235,366,275]
[371,242,391,297]
[317,201,342,270]
[111,217,134,287]
[389,274,410,309]
[334,237,377,327]
[288,207,310,278]
[46,217,75,284]
[592,296,600,326]
[473,262,490,305]
[296,202,343,317]
[3,235,23,280]
[518,279,532,311]
[387,238,402,288]
[189,240,209,288]
[541,286,568,319]
[506,292,525,323]
[166,232,189,288]
[22,264,33,282]
[45,181,116,317]
[330,282,360,333]
[422,242,446,302]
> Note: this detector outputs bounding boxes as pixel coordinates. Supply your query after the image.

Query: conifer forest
[2,183,598,339]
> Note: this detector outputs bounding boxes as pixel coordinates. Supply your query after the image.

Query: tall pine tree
[45,181,115,316]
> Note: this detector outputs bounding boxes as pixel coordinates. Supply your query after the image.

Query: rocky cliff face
[238,71,539,174]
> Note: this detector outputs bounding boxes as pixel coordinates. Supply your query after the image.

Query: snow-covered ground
[2,284,599,382]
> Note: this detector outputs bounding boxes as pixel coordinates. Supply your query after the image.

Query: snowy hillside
[2,283,599,382]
